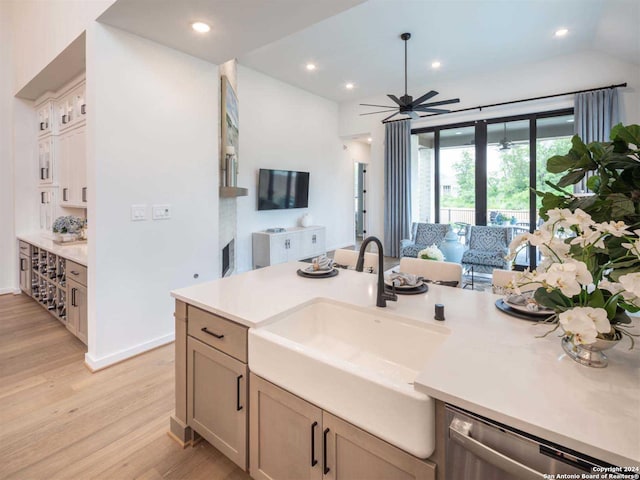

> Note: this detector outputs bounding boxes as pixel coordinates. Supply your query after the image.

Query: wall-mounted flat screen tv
[258,168,310,210]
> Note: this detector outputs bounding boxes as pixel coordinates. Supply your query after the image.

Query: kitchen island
[170,261,640,475]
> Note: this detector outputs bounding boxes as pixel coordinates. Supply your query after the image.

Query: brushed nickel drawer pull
[70,270,79,275]
[201,327,224,339]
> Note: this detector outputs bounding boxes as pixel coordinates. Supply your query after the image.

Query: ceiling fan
[497,123,513,151]
[360,33,460,123]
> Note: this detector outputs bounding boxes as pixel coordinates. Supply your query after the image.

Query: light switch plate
[152,204,171,220]
[131,204,147,221]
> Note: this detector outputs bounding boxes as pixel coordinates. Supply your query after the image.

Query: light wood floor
[0,293,251,480]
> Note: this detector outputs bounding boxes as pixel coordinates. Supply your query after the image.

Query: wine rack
[29,246,68,325]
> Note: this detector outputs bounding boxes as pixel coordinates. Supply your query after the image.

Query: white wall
[235,65,352,272]
[86,24,220,369]
[10,0,115,93]
[0,2,15,294]
[338,50,640,243]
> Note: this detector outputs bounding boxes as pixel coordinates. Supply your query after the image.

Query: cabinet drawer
[19,241,31,254]
[67,260,87,286]
[188,306,247,363]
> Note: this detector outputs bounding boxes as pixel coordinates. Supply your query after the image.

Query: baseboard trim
[84,333,175,372]
[0,287,18,295]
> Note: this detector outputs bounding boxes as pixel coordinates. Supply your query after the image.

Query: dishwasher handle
[449,417,545,480]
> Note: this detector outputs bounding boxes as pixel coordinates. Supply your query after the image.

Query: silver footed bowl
[561,334,622,368]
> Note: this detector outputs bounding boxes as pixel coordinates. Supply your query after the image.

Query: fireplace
[222,239,234,277]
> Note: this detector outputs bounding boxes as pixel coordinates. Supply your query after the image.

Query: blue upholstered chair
[461,226,510,274]
[400,223,450,258]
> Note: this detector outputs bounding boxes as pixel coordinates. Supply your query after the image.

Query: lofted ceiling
[97,0,366,65]
[98,0,639,104]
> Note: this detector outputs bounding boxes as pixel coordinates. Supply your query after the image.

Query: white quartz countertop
[171,262,640,467]
[18,233,87,266]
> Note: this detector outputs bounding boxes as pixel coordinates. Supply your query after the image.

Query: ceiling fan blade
[360,103,396,108]
[414,107,450,114]
[359,109,399,116]
[387,94,405,106]
[407,111,419,119]
[410,90,438,107]
[382,111,401,122]
[417,98,461,108]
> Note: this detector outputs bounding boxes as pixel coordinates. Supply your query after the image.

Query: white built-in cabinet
[58,125,87,207]
[252,226,326,268]
[38,188,57,232]
[32,75,87,228]
[38,136,55,184]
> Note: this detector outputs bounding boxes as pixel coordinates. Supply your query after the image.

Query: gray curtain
[384,120,411,257]
[574,88,620,192]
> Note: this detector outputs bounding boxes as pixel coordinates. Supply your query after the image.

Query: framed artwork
[221,75,239,170]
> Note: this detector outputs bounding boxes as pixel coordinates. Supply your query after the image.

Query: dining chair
[398,257,462,287]
[333,249,378,273]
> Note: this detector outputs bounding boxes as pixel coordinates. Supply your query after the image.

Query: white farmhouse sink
[248,298,450,458]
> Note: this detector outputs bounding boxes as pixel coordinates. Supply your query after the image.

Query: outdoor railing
[439,208,530,226]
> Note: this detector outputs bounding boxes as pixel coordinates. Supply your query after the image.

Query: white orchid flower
[559,307,611,345]
[595,220,631,237]
[619,273,640,298]
[544,261,593,297]
[563,208,595,231]
[570,228,606,249]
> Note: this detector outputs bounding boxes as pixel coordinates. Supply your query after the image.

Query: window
[411,109,574,269]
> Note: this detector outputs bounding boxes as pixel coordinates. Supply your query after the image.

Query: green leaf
[612,309,632,325]
[557,170,585,187]
[588,288,605,308]
[609,194,636,218]
[546,155,576,174]
[534,288,571,310]
[586,175,601,192]
[571,135,590,156]
[611,124,640,148]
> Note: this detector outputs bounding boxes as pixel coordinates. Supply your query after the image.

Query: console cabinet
[252,226,326,268]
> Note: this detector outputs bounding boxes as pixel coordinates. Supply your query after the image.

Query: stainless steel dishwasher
[445,404,628,480]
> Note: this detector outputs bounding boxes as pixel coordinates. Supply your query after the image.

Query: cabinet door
[67,278,87,344]
[19,254,31,294]
[187,336,247,469]
[72,126,87,204]
[38,136,54,184]
[250,373,322,480]
[286,234,301,261]
[269,235,289,265]
[58,126,86,206]
[323,412,436,480]
[58,132,72,204]
[39,189,57,231]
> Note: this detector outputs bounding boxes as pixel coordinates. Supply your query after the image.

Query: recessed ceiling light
[367,137,372,142]
[345,83,355,90]
[455,131,462,135]
[555,28,568,37]
[191,22,211,33]
[306,63,316,71]
[431,61,441,69]
[566,118,574,123]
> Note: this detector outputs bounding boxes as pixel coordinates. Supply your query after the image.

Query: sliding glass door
[411,109,573,269]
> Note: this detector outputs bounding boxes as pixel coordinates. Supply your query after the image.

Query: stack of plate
[297,265,338,279]
[384,276,428,295]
